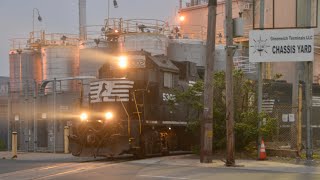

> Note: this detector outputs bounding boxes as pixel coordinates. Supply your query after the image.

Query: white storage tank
[167,39,206,67]
[9,49,42,94]
[119,33,168,56]
[167,40,228,71]
[79,39,115,77]
[41,46,79,92]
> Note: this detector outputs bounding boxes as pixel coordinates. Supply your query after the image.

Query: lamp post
[53,78,57,153]
[107,0,118,20]
[33,79,37,152]
[16,49,22,95]
[32,8,42,41]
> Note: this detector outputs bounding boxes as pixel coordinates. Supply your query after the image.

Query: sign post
[249,28,314,160]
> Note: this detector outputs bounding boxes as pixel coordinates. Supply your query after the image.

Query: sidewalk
[1,151,320,174]
[0,151,102,162]
[131,154,320,174]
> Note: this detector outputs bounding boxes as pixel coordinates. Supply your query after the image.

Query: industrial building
[6,0,320,153]
[7,1,176,152]
[0,77,9,150]
[178,0,320,150]
[8,31,83,152]
[178,0,320,83]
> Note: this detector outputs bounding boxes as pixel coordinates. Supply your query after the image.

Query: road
[0,154,319,180]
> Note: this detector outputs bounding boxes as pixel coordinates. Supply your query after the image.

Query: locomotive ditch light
[80,113,88,121]
[118,56,128,69]
[105,112,113,120]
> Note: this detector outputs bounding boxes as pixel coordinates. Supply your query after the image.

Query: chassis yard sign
[249,29,314,62]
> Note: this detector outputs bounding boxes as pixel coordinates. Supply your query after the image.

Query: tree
[172,70,277,152]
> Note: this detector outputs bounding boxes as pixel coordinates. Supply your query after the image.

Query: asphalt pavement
[0,152,319,180]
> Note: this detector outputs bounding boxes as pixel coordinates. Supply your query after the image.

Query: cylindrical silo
[9,49,42,94]
[167,39,206,67]
[41,46,79,92]
[119,33,168,56]
[79,39,116,77]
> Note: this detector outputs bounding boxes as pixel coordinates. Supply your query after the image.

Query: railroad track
[91,150,192,162]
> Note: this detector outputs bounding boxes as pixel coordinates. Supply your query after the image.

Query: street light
[33,8,42,41]
[16,49,23,95]
[113,0,118,8]
[107,0,119,20]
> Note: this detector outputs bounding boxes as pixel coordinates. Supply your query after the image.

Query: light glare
[105,112,113,120]
[118,56,128,68]
[179,16,185,22]
[80,113,88,121]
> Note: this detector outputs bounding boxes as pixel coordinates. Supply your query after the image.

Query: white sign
[249,29,314,62]
[14,115,19,121]
[288,114,295,122]
[90,80,134,103]
[282,114,288,122]
[41,113,47,119]
[59,106,69,111]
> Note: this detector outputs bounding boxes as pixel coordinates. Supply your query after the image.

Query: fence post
[64,126,69,154]
[297,83,303,156]
[12,132,17,158]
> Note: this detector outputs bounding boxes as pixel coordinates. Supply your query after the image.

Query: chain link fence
[262,82,320,157]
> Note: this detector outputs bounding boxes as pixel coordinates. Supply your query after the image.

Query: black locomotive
[69,51,198,157]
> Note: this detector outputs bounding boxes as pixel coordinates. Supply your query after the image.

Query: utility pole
[225,0,235,166]
[293,1,305,154]
[257,0,264,160]
[200,0,217,163]
[25,80,29,152]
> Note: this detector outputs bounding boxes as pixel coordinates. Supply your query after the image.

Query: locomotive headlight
[80,113,88,121]
[179,15,185,22]
[118,56,128,69]
[105,112,113,120]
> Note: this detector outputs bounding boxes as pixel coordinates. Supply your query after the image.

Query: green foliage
[0,139,6,151]
[173,70,278,152]
[173,80,204,111]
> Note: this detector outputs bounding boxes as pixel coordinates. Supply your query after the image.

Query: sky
[0,0,180,76]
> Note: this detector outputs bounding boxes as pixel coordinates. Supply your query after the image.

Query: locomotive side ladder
[133,90,145,135]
